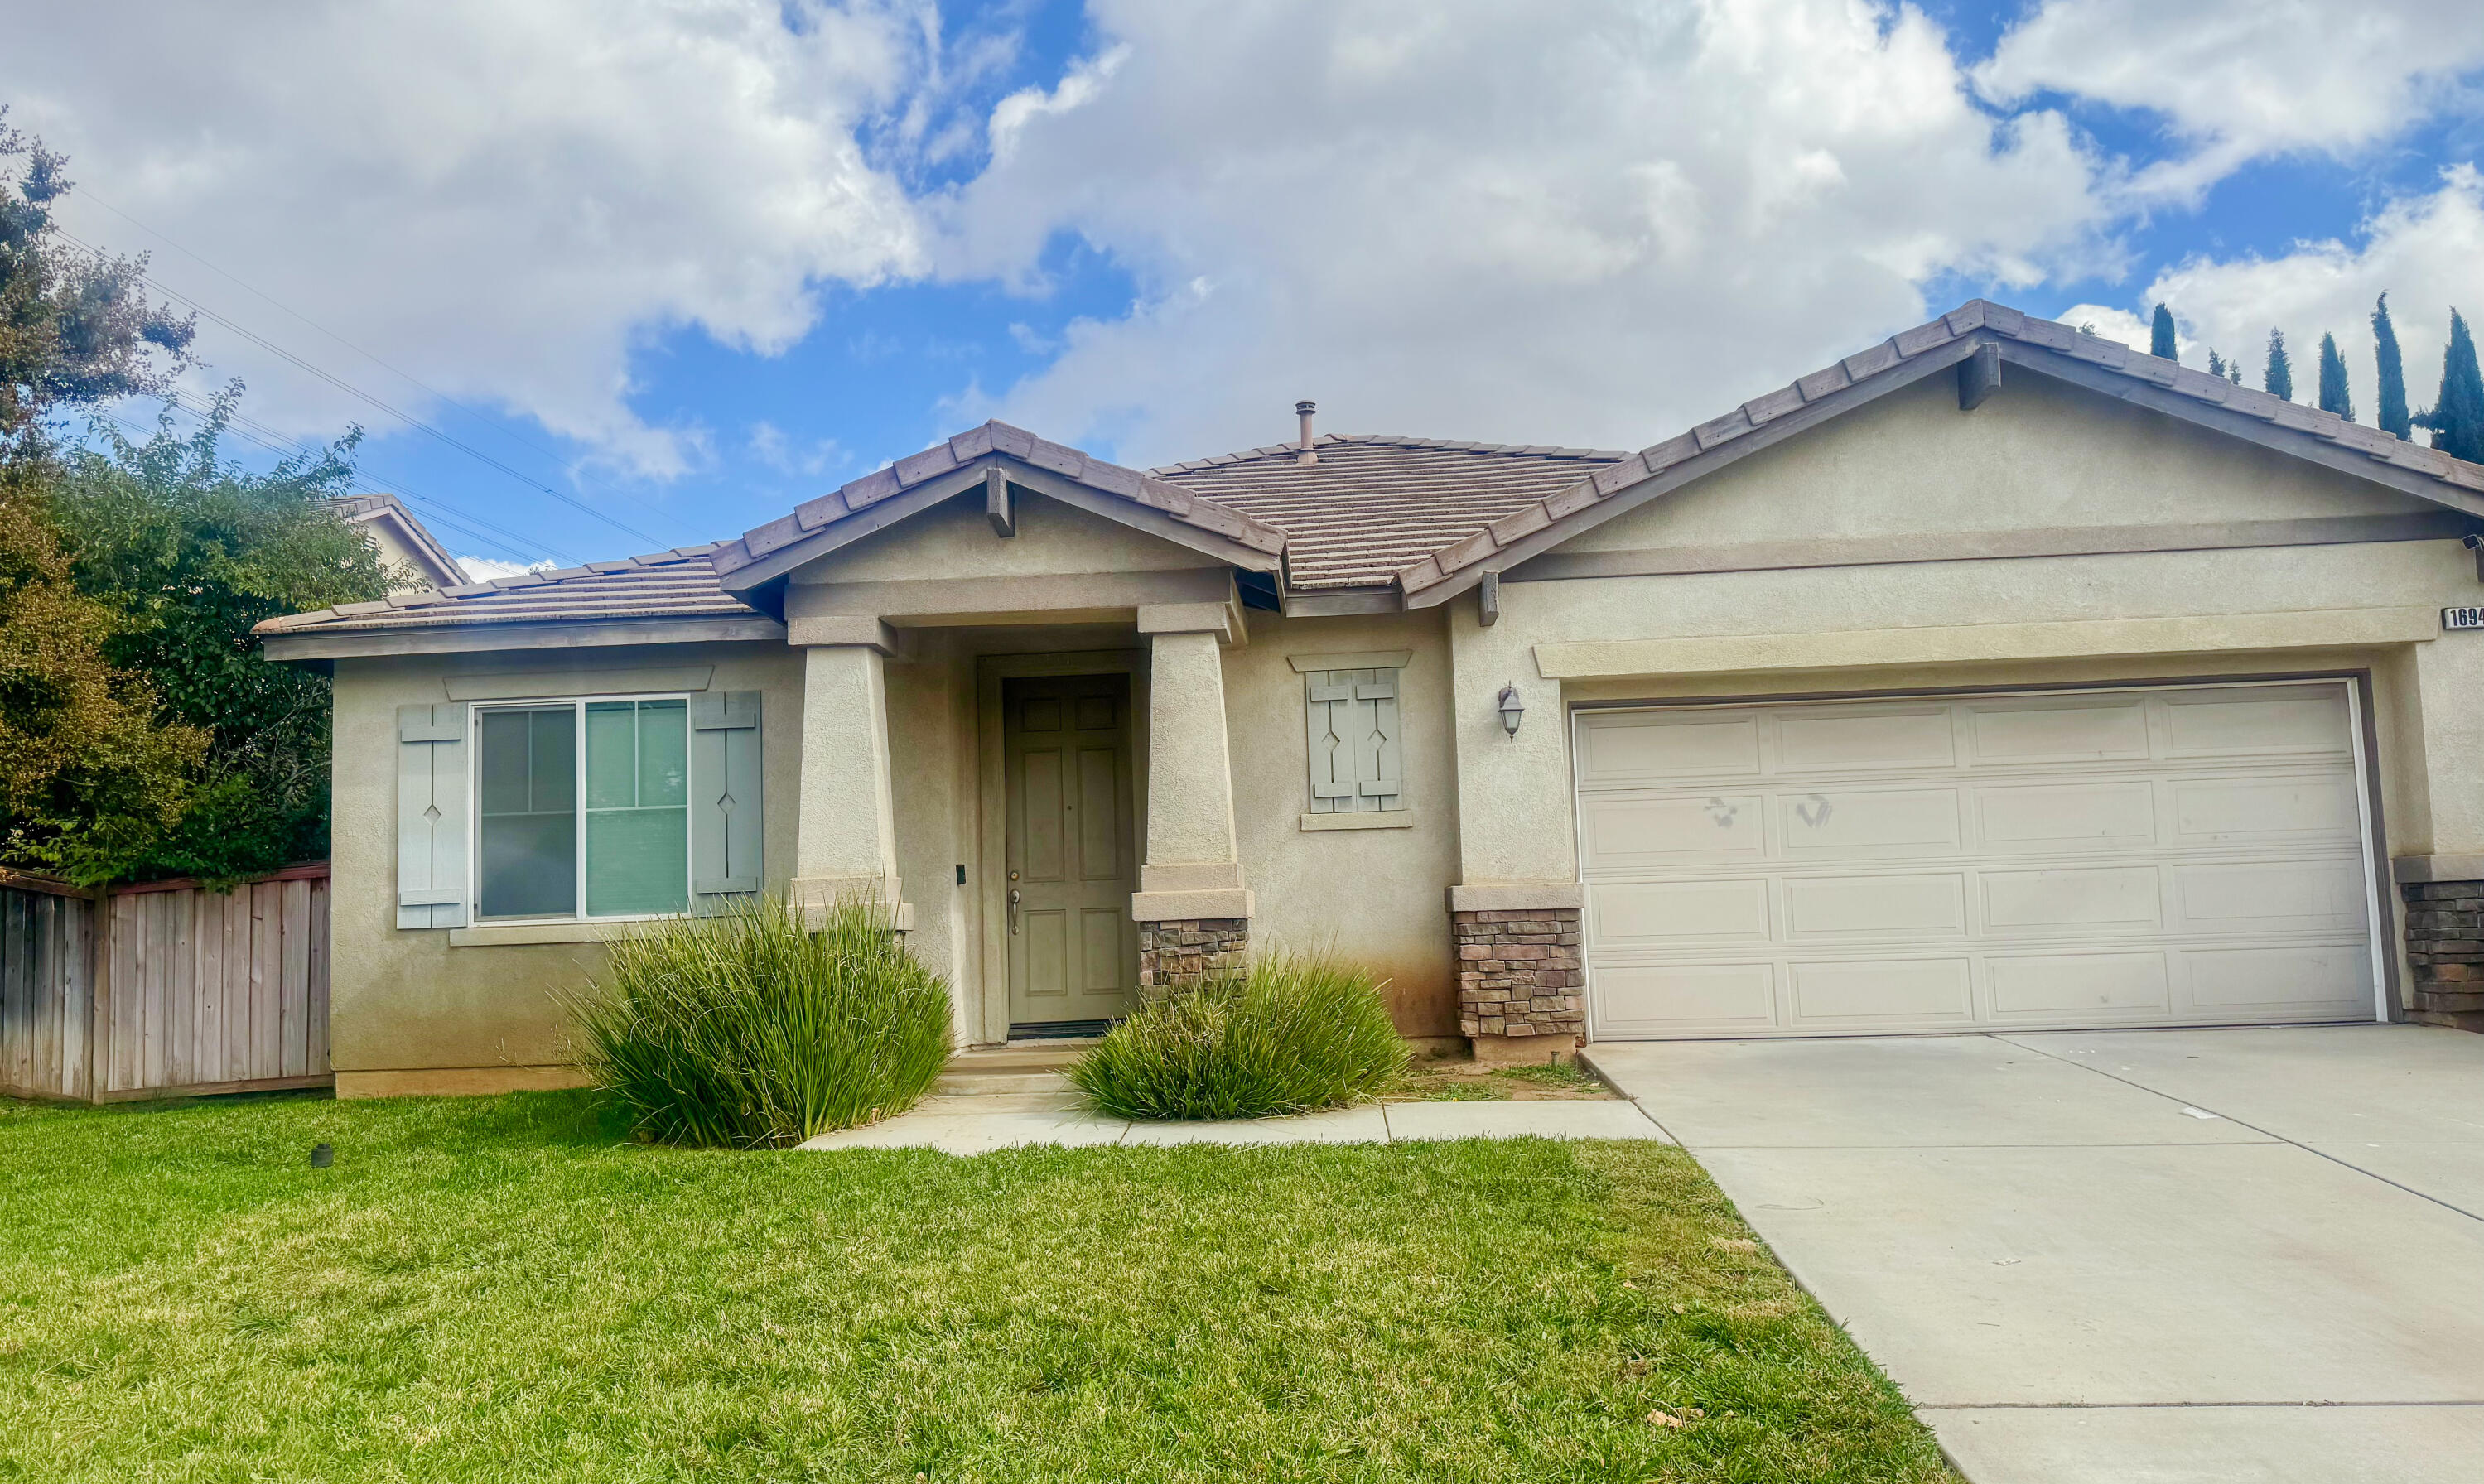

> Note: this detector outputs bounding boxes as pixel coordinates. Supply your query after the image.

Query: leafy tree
[2229,357,2244,385]
[2150,303,2178,359]
[0,114,207,884]
[2373,294,2412,439]
[2316,333,2354,422]
[2264,329,2293,400]
[2207,349,2228,379]
[2414,309,2484,463]
[58,393,389,882]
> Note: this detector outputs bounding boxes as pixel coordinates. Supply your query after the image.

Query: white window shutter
[690,691,764,907]
[1305,672,1354,811]
[396,703,470,928]
[1356,670,1403,808]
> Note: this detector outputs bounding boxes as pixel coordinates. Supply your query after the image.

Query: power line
[53,224,682,553]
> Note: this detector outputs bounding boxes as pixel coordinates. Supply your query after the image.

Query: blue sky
[12,0,2484,574]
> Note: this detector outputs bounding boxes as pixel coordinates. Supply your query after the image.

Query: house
[331,493,466,590]
[257,301,2484,1098]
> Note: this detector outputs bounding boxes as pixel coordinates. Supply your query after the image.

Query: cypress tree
[2373,294,2412,439]
[2414,309,2484,462]
[2228,356,2243,386]
[2264,330,2293,400]
[2150,303,2178,359]
[2316,333,2354,421]
[2207,349,2227,380]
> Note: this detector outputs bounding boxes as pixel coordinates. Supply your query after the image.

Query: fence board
[2,865,329,1104]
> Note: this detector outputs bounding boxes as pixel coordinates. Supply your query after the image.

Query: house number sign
[2446,606,2484,631]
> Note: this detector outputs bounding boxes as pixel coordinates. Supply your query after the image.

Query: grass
[567,895,952,1147]
[1396,1061,1616,1102]
[0,1091,1954,1483]
[1069,954,1409,1120]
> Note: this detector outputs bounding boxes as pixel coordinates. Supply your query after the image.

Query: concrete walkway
[798,1090,1670,1154]
[1583,1025,2484,1484]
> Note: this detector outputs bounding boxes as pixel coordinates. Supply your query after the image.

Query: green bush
[567,894,953,1148]
[1069,954,1409,1120]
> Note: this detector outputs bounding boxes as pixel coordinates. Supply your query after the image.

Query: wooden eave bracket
[1478,570,1502,626]
[1958,341,2002,411]
[986,465,1015,537]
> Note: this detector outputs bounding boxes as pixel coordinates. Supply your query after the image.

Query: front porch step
[933,1043,1087,1098]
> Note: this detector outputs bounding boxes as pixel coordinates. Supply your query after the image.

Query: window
[474,696,690,921]
[1302,663,1405,815]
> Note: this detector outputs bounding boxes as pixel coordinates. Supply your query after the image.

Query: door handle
[1008,888,1021,935]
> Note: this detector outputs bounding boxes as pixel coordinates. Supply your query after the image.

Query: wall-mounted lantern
[1497,682,1524,741]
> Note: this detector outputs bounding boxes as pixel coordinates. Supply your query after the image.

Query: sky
[5,0,2482,577]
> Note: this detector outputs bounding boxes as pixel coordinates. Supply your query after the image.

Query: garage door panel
[1577,713,1760,785]
[1976,781,2158,850]
[1966,697,2151,764]
[1594,962,1777,1034]
[2175,859,2366,932]
[1778,788,1961,855]
[2185,945,2371,1012]
[1981,865,2164,932]
[2172,775,2360,843]
[2163,688,2353,759]
[1583,794,1764,868]
[1790,958,1974,1025]
[1987,951,2172,1018]
[1784,872,1966,938]
[1577,681,2378,1038]
[1590,879,1771,947]
[1777,706,1956,771]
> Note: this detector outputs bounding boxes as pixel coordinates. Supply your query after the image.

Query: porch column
[1131,605,1250,990]
[790,619,910,928]
[2395,637,2484,1029]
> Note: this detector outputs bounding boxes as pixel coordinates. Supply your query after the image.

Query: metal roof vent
[1295,401,1317,467]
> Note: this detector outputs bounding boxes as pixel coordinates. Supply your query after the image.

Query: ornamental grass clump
[1069,953,1408,1120]
[567,894,952,1148]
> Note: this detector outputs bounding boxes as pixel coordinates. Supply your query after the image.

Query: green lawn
[0,1091,1951,1482]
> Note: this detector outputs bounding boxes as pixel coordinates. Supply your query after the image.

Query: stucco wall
[327,642,805,1082]
[793,489,1223,585]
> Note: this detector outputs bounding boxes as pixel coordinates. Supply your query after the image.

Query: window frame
[465,692,697,925]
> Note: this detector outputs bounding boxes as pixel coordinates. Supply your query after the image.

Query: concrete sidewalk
[798,1091,1671,1154]
[1584,1026,2484,1484]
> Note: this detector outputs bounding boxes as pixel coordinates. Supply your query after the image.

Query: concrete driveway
[1582,1025,2484,1483]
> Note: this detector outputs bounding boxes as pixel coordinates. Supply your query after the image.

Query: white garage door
[1575,682,2381,1038]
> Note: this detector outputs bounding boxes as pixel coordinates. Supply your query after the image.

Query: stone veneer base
[1454,907,1584,1044]
[1136,918,1248,994]
[2401,880,2484,1032]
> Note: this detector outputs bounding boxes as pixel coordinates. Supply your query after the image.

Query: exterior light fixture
[1497,683,1524,741]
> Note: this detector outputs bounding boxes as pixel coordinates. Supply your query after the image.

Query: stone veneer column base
[2401,881,2484,1032]
[1136,918,1248,995]
[1454,908,1584,1059]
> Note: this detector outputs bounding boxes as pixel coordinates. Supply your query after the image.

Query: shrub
[1069,953,1409,1120]
[567,894,953,1148]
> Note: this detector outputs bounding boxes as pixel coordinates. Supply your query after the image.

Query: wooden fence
[0,864,330,1102]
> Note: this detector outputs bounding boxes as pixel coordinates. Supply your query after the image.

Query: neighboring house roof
[330,494,466,590]
[259,299,2484,645]
[1150,435,1628,590]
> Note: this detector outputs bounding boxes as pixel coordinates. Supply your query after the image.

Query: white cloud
[2125,168,2484,414]
[935,0,2118,465]
[6,0,929,479]
[2053,304,2156,350]
[456,555,556,582]
[1979,0,2484,199]
[746,420,846,476]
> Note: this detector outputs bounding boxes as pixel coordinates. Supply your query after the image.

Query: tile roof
[259,300,2484,640]
[1391,298,2484,601]
[257,546,760,634]
[1150,435,1628,590]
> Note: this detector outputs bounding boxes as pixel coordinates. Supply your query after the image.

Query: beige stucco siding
[326,643,804,1079]
[1221,610,1460,1035]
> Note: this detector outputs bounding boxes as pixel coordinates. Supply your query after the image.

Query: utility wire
[55,224,681,553]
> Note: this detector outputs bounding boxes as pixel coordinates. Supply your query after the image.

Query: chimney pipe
[1295,400,1317,467]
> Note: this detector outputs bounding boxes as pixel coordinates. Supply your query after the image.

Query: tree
[2414,309,2484,463]
[2150,303,2178,360]
[2374,294,2412,439]
[2207,349,2228,379]
[58,393,388,882]
[2317,333,2354,422]
[2264,330,2293,400]
[0,115,206,883]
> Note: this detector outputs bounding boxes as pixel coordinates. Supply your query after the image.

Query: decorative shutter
[1304,667,1405,814]
[397,703,470,928]
[690,691,763,908]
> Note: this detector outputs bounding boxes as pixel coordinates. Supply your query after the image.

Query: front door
[1004,674,1139,1029]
